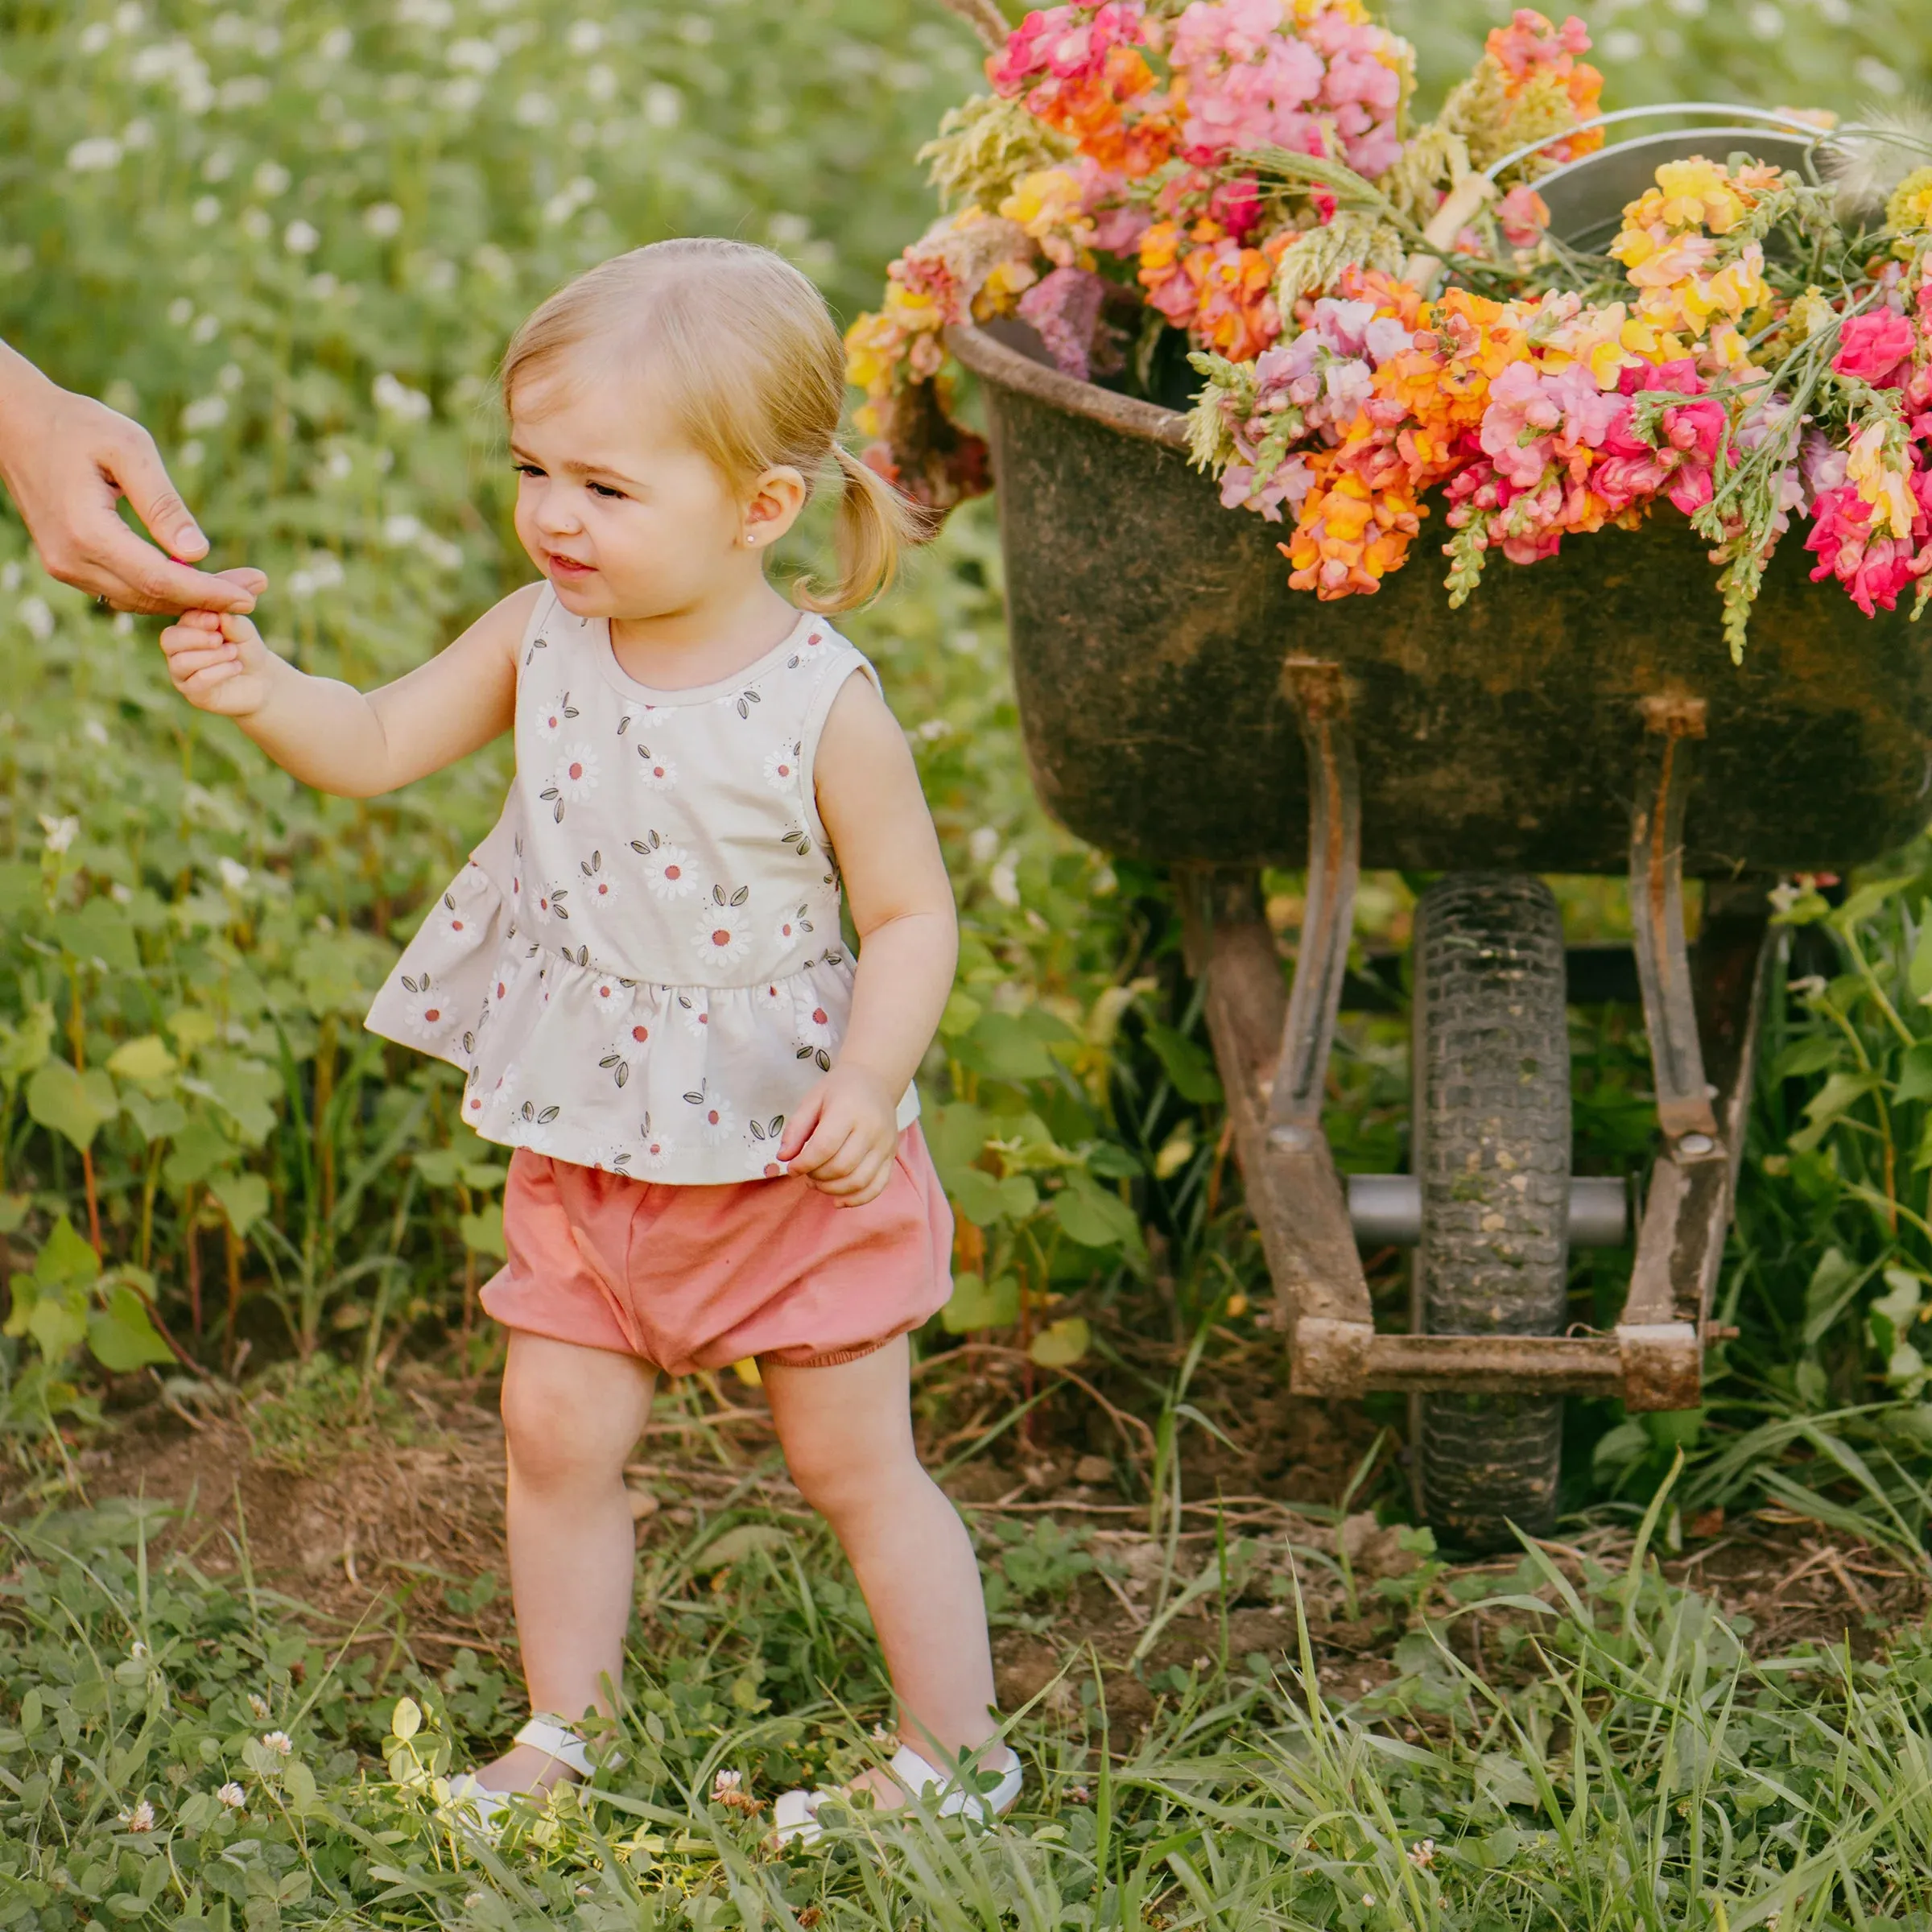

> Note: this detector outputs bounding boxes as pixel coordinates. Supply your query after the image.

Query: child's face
[509,361,749,621]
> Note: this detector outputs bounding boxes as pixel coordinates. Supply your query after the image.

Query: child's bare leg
[477,1331,655,1792]
[763,1335,1013,1806]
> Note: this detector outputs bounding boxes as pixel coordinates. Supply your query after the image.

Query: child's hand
[158,605,277,717]
[779,1064,899,1205]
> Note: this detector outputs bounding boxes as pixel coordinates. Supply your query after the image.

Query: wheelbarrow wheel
[1411,874,1571,1551]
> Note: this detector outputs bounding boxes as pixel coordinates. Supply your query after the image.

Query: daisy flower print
[534,880,569,921]
[398,972,455,1040]
[539,744,601,820]
[683,1082,737,1146]
[693,884,751,967]
[772,903,813,951]
[579,848,616,913]
[532,690,577,740]
[635,744,678,791]
[638,1115,675,1170]
[763,742,802,791]
[631,832,698,901]
[675,991,710,1039]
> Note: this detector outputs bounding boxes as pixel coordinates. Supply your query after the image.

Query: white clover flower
[514,90,555,127]
[167,296,194,326]
[240,208,272,242]
[284,220,320,255]
[448,35,500,72]
[113,2,142,30]
[1407,1838,1436,1871]
[38,815,76,854]
[217,1781,246,1809]
[190,311,221,341]
[253,160,291,197]
[373,372,431,422]
[968,826,1001,866]
[382,513,424,547]
[119,1799,156,1832]
[181,395,229,433]
[364,200,404,238]
[129,1639,149,1661]
[396,0,456,25]
[541,176,597,226]
[180,440,205,469]
[438,76,484,114]
[711,1769,741,1798]
[202,149,233,182]
[585,64,617,102]
[643,83,682,128]
[320,27,353,59]
[247,1691,271,1719]
[989,861,1021,908]
[261,1730,293,1756]
[122,118,155,150]
[567,20,604,53]
[19,597,54,642]
[67,137,124,174]
[80,21,112,53]
[217,858,250,893]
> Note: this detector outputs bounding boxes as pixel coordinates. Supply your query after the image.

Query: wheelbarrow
[947,109,1932,1546]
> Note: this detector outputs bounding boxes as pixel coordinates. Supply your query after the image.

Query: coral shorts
[480,1125,954,1377]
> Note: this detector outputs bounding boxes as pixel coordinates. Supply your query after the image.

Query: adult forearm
[840,910,959,1097]
[235,653,401,797]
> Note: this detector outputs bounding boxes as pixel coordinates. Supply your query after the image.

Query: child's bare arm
[158,582,540,798]
[779,674,958,1203]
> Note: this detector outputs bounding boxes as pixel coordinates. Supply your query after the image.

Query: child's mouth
[548,553,596,580]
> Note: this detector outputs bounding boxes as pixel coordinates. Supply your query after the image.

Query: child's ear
[743,465,807,547]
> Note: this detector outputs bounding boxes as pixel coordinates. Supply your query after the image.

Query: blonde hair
[502,237,923,613]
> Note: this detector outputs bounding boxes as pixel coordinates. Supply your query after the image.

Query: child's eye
[514,462,547,480]
[588,481,625,500]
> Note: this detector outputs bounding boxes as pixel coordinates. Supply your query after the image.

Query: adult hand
[0,341,266,615]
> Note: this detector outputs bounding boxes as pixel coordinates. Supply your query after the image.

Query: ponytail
[794,443,931,614]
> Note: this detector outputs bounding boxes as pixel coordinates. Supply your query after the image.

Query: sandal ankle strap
[515,1716,607,1778]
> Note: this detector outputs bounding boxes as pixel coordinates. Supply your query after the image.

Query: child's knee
[784,1430,921,1519]
[501,1337,645,1488]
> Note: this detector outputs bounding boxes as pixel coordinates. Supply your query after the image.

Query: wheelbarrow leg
[1179,657,1373,1396]
[1618,696,1773,1410]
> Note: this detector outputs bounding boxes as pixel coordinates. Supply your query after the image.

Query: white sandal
[441,1715,608,1840]
[773,1741,1023,1847]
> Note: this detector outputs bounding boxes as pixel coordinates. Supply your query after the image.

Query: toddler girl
[158,238,1018,1841]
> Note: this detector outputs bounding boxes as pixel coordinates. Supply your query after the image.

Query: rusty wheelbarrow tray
[948,298,1932,1541]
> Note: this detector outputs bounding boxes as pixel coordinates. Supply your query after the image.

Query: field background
[8,1,1932,1926]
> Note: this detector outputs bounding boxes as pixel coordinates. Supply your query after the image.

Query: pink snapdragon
[1478,361,1622,489]
[989,2,1149,93]
[1833,309,1918,387]
[1805,467,1932,616]
[1017,266,1121,381]
[1593,360,1726,515]
[1169,0,1326,161]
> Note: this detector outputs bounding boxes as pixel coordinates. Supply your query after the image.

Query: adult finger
[109,424,209,564]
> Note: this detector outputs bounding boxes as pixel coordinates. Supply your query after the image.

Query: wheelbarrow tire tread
[1412,873,1570,1553]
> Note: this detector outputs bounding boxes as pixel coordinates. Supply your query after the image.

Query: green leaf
[88,1285,174,1373]
[960,1012,1056,1083]
[293,931,379,1016]
[459,1203,507,1260]
[1803,1245,1883,1347]
[0,860,42,917]
[211,1171,270,1238]
[0,1005,53,1087]
[186,1051,279,1145]
[106,1034,178,1083]
[1084,1141,1145,1179]
[691,1522,790,1573]
[461,1161,509,1191]
[1028,1315,1091,1367]
[164,1007,221,1052]
[411,1148,464,1189]
[26,1060,118,1152]
[1053,1170,1146,1261]
[1771,1034,1844,1083]
[122,1090,188,1143]
[1788,1070,1885,1154]
[163,1119,233,1190]
[950,1166,1009,1228]
[996,1174,1039,1220]
[1899,1042,1932,1104]
[26,1289,88,1361]
[1831,875,1915,934]
[1912,903,1932,1003]
[938,988,982,1040]
[940,1271,1020,1333]
[33,1216,101,1291]
[0,1194,27,1235]
[1143,1021,1224,1104]
[51,899,140,972]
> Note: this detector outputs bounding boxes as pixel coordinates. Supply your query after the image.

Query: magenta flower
[1833,309,1917,387]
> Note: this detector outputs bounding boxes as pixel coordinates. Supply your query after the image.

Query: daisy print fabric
[364,588,919,1183]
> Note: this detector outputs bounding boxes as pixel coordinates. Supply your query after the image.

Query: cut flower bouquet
[848,0,1932,656]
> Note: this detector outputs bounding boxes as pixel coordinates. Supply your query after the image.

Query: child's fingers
[776,1090,828,1164]
[807,1134,890,1196]
[217,611,262,646]
[789,1113,861,1178]
[166,642,240,679]
[820,1150,892,1205]
[160,623,237,660]
[179,662,245,702]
